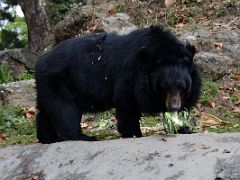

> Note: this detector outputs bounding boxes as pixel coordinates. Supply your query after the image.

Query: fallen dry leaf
[233,108,240,113]
[175,23,185,29]
[210,102,216,108]
[234,73,240,81]
[165,0,175,8]
[89,24,98,32]
[25,107,37,119]
[222,96,230,100]
[0,134,7,141]
[235,99,240,105]
[140,126,159,134]
[81,122,89,129]
[147,9,153,14]
[199,112,230,128]
[213,42,223,49]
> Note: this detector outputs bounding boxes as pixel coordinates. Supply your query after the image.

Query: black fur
[35,26,201,143]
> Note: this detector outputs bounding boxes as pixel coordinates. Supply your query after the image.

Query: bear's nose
[165,91,181,112]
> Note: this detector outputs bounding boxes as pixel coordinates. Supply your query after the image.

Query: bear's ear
[138,46,154,71]
[149,25,159,33]
[185,41,196,56]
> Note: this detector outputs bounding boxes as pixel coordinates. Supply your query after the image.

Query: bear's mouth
[165,91,181,112]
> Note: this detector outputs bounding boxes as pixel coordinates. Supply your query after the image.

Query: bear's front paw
[79,134,98,141]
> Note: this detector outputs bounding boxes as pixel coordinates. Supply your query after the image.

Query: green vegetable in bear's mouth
[163,111,194,134]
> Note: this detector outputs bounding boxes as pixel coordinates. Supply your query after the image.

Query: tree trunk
[19,0,54,55]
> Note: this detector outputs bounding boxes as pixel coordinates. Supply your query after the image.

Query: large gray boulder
[100,13,137,35]
[180,27,240,79]
[180,27,240,59]
[54,1,134,43]
[0,49,37,79]
[0,80,35,107]
[54,6,94,44]
[194,52,235,80]
[0,133,240,180]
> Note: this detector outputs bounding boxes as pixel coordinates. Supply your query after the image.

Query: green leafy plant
[163,111,195,134]
[208,124,240,133]
[0,105,25,131]
[0,105,37,147]
[93,110,116,130]
[0,64,13,83]
[141,117,159,127]
[199,77,219,105]
[17,70,35,81]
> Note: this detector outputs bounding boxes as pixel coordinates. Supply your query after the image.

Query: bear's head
[138,39,200,112]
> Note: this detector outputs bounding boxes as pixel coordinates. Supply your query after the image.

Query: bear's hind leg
[37,85,97,142]
[36,109,60,144]
[49,99,97,141]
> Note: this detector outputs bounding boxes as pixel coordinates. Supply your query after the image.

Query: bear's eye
[182,57,194,69]
[177,82,187,92]
[178,86,185,92]
[181,57,189,65]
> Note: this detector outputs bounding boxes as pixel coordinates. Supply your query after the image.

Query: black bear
[35,25,201,143]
